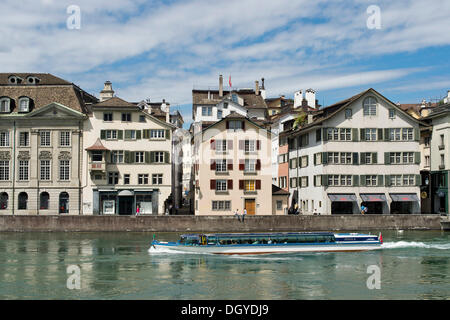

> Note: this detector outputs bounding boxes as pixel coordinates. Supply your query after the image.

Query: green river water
[0,230,449,300]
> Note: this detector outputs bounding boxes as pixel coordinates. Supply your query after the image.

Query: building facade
[285,88,423,215]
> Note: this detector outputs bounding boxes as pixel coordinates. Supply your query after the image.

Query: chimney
[219,75,223,97]
[261,78,265,90]
[307,113,313,124]
[294,90,303,108]
[100,81,114,102]
[305,89,316,109]
[445,90,450,104]
[421,99,427,108]
[260,78,266,99]
[255,80,260,96]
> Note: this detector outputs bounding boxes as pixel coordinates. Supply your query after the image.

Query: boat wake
[148,246,210,255]
[382,241,450,250]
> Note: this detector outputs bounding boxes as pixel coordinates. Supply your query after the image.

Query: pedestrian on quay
[234,209,241,222]
[242,208,247,222]
[136,205,140,216]
[361,204,366,215]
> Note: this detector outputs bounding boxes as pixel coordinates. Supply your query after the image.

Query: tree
[293,111,307,129]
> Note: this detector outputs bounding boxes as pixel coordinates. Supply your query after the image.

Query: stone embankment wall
[0,215,442,232]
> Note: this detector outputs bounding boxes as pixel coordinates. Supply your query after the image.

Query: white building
[285,88,425,215]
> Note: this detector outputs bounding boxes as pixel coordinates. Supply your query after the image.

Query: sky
[1,0,450,128]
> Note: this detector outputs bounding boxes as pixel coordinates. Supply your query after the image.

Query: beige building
[0,73,97,215]
[192,112,274,215]
[82,83,175,215]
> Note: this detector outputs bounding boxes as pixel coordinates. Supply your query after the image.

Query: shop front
[360,194,387,214]
[96,189,158,215]
[389,193,420,214]
[329,194,357,214]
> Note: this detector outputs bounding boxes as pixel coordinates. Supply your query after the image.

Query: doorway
[119,196,134,215]
[244,199,256,215]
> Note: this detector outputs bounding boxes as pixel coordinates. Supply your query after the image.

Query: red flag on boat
[379,232,383,244]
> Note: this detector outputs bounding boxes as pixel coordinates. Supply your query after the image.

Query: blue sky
[1,0,450,128]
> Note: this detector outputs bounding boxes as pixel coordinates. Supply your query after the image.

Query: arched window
[0,97,11,113]
[0,192,8,210]
[363,97,377,116]
[18,192,28,210]
[40,192,50,210]
[18,97,30,113]
[59,192,69,214]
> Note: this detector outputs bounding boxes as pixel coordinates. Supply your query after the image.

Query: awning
[390,194,419,202]
[328,194,357,202]
[360,194,387,202]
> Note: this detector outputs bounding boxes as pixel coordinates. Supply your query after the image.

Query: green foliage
[293,111,307,129]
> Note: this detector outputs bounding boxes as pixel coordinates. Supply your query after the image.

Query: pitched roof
[192,89,268,109]
[91,96,138,109]
[272,184,290,195]
[85,138,109,151]
[0,73,72,86]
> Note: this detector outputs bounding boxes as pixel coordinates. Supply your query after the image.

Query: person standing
[242,208,247,222]
[234,209,241,222]
[136,205,140,216]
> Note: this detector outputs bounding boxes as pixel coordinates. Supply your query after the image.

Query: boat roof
[181,232,335,238]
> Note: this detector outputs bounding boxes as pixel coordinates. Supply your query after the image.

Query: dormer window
[26,76,40,85]
[18,97,30,113]
[0,98,10,113]
[8,75,23,85]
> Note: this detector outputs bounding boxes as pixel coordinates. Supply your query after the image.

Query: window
[121,113,131,122]
[125,130,136,140]
[202,106,212,116]
[314,175,322,187]
[315,153,322,165]
[364,153,373,164]
[0,98,10,113]
[0,161,9,181]
[135,151,145,163]
[111,150,124,163]
[389,128,401,141]
[365,175,377,186]
[276,201,282,210]
[0,192,8,210]
[224,102,228,109]
[19,132,29,147]
[139,115,146,123]
[278,154,288,164]
[0,131,10,147]
[365,128,377,141]
[92,151,103,162]
[59,192,69,214]
[40,160,51,181]
[440,134,445,146]
[363,97,377,116]
[327,128,351,141]
[18,192,28,210]
[216,159,227,172]
[18,98,30,112]
[245,159,256,172]
[217,109,223,119]
[425,155,430,167]
[402,152,414,164]
[216,140,227,153]
[389,109,396,119]
[40,192,49,210]
[40,131,51,146]
[231,94,238,104]
[107,172,118,185]
[103,113,113,121]
[279,176,287,188]
[327,152,351,164]
[212,200,231,211]
[152,174,163,185]
[138,174,149,185]
[150,129,165,139]
[105,130,118,140]
[216,179,227,192]
[345,108,352,119]
[59,131,71,147]
[59,160,70,181]
[19,160,29,181]
[124,174,130,185]
[228,120,243,130]
[389,152,414,164]
[441,154,445,168]
[245,180,255,192]
[245,140,256,152]
[154,151,164,163]
[300,176,309,187]
[328,175,352,186]
[300,155,309,167]
[402,128,413,141]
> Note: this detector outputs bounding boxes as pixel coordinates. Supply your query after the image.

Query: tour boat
[151,232,383,255]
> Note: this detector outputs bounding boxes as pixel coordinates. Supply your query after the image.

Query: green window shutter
[415,152,421,164]
[314,154,317,166]
[165,151,170,163]
[352,128,358,142]
[360,129,366,141]
[124,151,130,163]
[117,130,123,140]
[322,175,328,186]
[384,152,390,165]
[414,128,420,141]
[145,151,150,163]
[385,175,391,187]
[416,174,421,186]
[166,129,171,140]
[124,130,131,139]
[360,175,366,186]
[378,128,383,141]
[306,156,309,167]
[372,152,377,164]
[316,129,322,142]
[322,128,328,141]
[360,152,366,164]
[353,175,359,187]
[378,175,384,187]
[130,152,136,163]
[313,176,317,187]
[150,152,155,164]
[322,152,328,165]
[353,153,359,165]
[384,128,390,141]
[136,130,142,140]
[100,130,106,140]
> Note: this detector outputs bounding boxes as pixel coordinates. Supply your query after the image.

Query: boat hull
[152,242,381,255]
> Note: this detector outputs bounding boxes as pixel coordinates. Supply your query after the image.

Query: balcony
[439,164,445,170]
[90,161,106,172]
[439,145,445,150]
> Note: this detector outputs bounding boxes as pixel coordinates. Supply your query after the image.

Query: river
[0,230,449,299]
